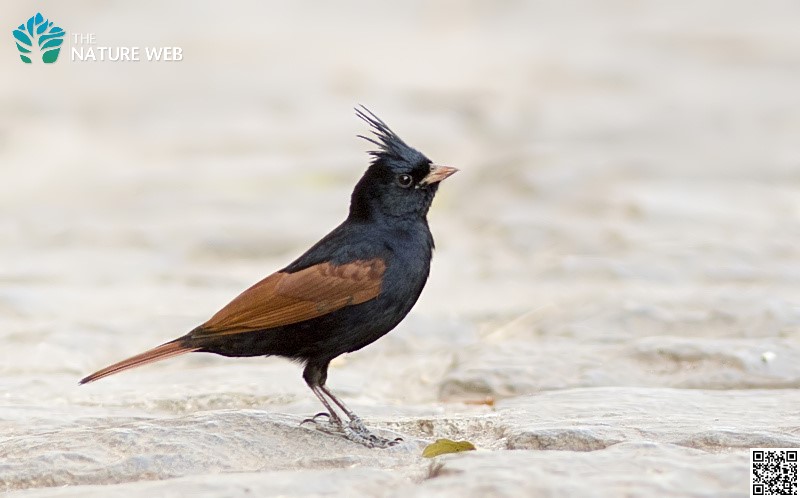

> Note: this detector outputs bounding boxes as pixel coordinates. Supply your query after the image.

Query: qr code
[751,449,798,496]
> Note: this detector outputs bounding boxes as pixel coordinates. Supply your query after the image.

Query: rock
[0,411,422,491]
[500,388,800,451]
[412,443,749,498]
[438,337,800,400]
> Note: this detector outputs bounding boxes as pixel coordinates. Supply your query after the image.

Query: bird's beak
[419,164,459,186]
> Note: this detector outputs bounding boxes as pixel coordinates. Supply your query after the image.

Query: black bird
[80,106,457,447]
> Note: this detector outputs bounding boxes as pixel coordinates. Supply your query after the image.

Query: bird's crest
[355,105,419,162]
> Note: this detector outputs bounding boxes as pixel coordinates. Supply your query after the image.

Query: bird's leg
[310,385,343,426]
[302,361,400,447]
[301,385,346,434]
[301,362,346,433]
[319,385,366,430]
[319,384,403,448]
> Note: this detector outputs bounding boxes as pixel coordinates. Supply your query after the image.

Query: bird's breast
[377,228,433,309]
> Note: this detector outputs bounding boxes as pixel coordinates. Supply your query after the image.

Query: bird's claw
[300,412,343,433]
[343,421,404,448]
[313,412,332,422]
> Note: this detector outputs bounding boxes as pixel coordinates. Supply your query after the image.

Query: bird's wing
[194,258,386,336]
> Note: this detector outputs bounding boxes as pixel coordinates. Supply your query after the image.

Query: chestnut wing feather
[196,258,386,337]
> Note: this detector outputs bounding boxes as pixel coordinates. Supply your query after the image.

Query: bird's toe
[300,412,329,425]
[341,423,404,449]
[347,416,369,433]
[300,412,346,435]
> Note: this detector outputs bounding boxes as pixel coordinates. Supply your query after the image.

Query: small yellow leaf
[422,438,477,458]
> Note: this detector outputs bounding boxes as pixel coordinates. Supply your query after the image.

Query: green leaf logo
[13,13,65,64]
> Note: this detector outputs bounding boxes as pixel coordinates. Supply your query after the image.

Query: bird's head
[349,106,458,221]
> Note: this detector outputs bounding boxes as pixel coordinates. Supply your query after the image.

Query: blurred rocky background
[2,1,799,496]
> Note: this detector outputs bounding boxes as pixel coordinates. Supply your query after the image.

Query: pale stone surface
[439,336,800,398]
[2,0,800,496]
[5,389,797,496]
[409,444,749,498]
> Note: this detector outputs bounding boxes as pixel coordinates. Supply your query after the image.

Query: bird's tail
[79,339,199,384]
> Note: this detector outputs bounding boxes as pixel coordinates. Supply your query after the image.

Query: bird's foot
[301,413,403,448]
[300,412,345,435]
[347,415,369,433]
[344,418,403,449]
[300,411,334,425]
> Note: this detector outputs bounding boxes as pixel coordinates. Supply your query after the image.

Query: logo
[13,13,65,64]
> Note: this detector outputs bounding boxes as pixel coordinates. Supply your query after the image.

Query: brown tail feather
[80,339,199,384]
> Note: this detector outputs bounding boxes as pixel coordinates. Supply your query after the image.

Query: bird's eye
[396,174,413,188]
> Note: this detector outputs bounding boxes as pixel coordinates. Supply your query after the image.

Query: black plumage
[81,106,457,447]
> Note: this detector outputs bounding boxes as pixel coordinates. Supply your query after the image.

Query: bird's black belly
[198,291,413,363]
